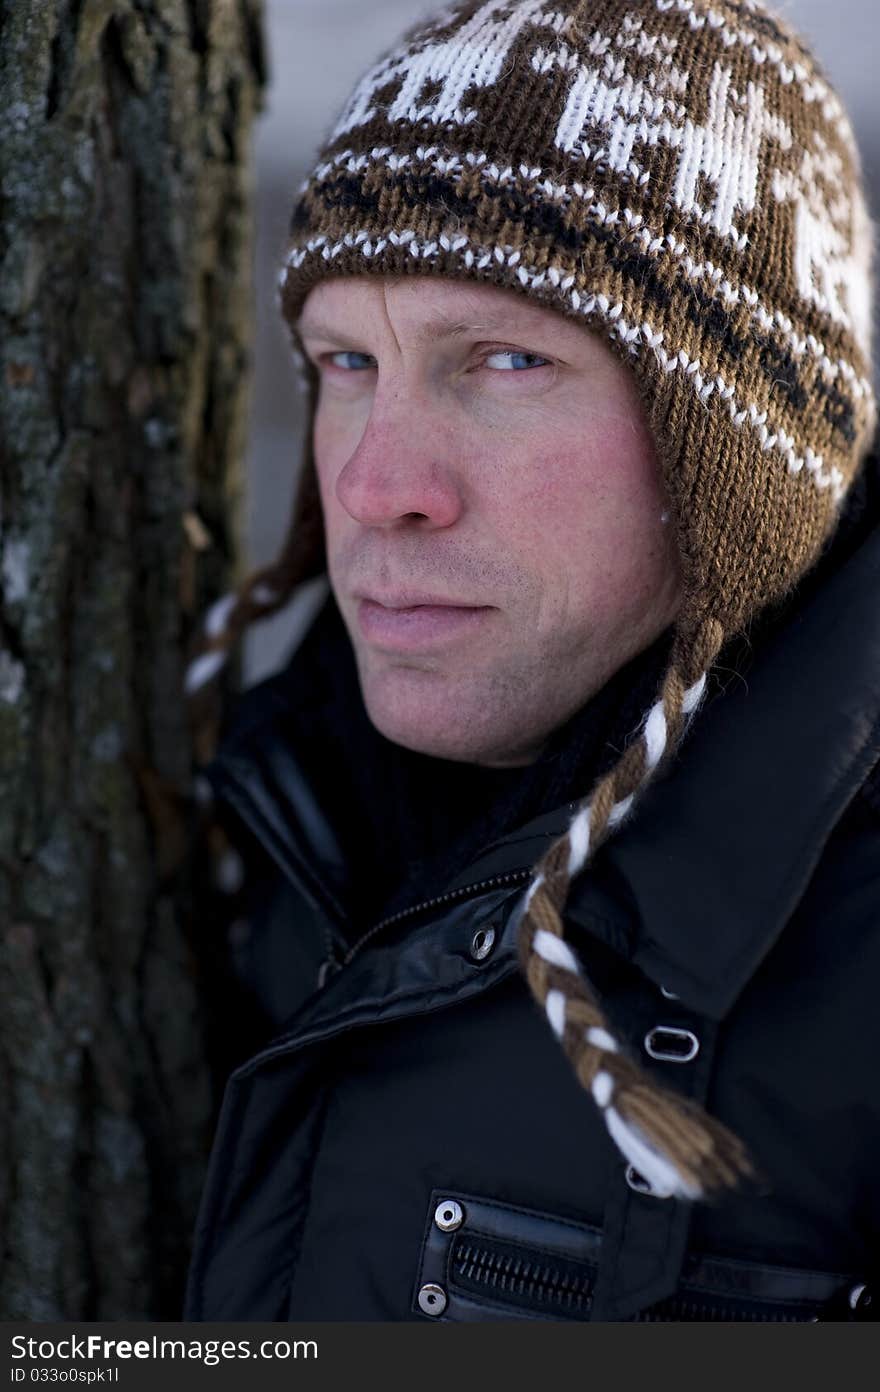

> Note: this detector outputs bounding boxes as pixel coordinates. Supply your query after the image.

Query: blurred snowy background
[244,0,880,680]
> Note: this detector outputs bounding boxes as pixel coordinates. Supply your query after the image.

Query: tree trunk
[0,0,266,1318]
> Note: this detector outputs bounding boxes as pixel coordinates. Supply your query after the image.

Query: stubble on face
[330,538,549,763]
[337,525,679,767]
[301,276,683,768]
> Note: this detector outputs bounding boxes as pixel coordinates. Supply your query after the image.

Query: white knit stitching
[607,794,634,827]
[282,232,850,500]
[533,928,581,975]
[299,144,873,399]
[604,1106,703,1199]
[524,872,545,910]
[592,1070,615,1107]
[546,988,567,1038]
[184,649,228,695]
[653,0,855,147]
[540,41,792,243]
[771,138,874,354]
[566,804,592,874]
[330,0,563,137]
[643,698,668,769]
[204,592,237,638]
[682,673,707,715]
[587,1026,620,1053]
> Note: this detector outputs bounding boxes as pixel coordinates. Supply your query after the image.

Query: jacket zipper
[452,1238,594,1317]
[216,766,534,986]
[330,867,534,975]
[633,1297,809,1322]
[451,1238,823,1321]
[229,866,537,1074]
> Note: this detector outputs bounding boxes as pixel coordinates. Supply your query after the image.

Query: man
[184,0,879,1320]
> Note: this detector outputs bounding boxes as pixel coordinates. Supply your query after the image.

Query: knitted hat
[187,0,876,1199]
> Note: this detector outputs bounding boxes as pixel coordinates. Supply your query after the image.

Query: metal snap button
[434,1198,464,1232]
[625,1164,671,1199]
[644,1026,700,1062]
[625,1164,652,1195]
[470,925,496,961]
[418,1283,448,1316]
[849,1283,873,1317]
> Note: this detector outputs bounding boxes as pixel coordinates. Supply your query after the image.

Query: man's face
[297,276,682,767]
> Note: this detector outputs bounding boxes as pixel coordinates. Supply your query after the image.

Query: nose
[335,396,465,530]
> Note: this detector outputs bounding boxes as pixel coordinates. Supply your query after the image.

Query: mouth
[355,594,493,650]
[355,590,484,610]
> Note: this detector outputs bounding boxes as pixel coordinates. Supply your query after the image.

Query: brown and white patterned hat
[190,0,877,1199]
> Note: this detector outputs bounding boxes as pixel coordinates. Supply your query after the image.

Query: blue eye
[484,350,550,371]
[328,351,375,370]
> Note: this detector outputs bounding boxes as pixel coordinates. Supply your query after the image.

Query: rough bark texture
[0,0,266,1319]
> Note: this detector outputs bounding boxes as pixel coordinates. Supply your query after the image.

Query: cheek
[515,432,675,595]
[313,410,342,481]
[312,413,353,521]
[520,432,661,534]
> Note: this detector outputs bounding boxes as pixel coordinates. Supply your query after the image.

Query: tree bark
[0,0,266,1318]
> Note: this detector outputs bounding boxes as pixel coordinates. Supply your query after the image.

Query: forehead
[296,274,574,339]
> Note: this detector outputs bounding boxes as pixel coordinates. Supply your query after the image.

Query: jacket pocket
[412,1188,873,1322]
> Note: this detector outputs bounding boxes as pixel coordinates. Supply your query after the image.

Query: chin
[366,702,481,763]
[356,654,548,765]
[362,684,543,767]
[359,680,480,764]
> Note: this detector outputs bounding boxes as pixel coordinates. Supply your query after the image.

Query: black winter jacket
[185,461,880,1324]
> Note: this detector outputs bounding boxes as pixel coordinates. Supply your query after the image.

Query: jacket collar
[564,510,880,1019]
[207,467,880,1023]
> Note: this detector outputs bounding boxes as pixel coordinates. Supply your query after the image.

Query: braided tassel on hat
[517,615,753,1199]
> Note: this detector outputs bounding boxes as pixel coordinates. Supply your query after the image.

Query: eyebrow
[295,308,550,345]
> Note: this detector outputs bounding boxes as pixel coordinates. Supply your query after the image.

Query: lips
[355,594,493,649]
[355,591,481,610]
